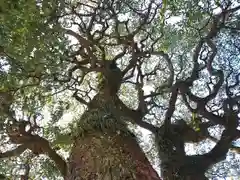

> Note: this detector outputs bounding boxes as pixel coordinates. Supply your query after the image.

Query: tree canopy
[0,0,240,179]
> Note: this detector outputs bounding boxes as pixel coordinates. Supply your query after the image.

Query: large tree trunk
[65,92,161,180]
[66,131,160,180]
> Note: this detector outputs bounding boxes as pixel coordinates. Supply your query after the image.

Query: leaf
[192,112,196,121]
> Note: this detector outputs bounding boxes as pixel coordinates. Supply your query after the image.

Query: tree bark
[156,128,236,180]
[160,158,208,180]
[66,131,160,180]
[65,93,161,180]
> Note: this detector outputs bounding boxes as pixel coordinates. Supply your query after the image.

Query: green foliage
[1,0,240,179]
[53,133,72,146]
[190,112,200,131]
[97,72,104,90]
[75,107,129,138]
[0,0,70,114]
[37,157,63,180]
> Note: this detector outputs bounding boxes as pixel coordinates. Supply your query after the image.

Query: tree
[0,0,240,179]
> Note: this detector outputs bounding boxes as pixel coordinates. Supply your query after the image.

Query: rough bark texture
[66,132,160,180]
[65,92,161,180]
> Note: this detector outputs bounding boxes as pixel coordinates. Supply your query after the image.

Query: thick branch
[44,143,68,177]
[65,29,98,68]
[6,120,67,177]
[29,136,67,177]
[183,129,235,174]
[115,96,157,133]
[204,128,236,167]
[0,145,27,158]
[65,29,92,47]
[163,84,179,129]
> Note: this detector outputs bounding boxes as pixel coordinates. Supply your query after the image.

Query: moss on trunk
[65,93,161,180]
